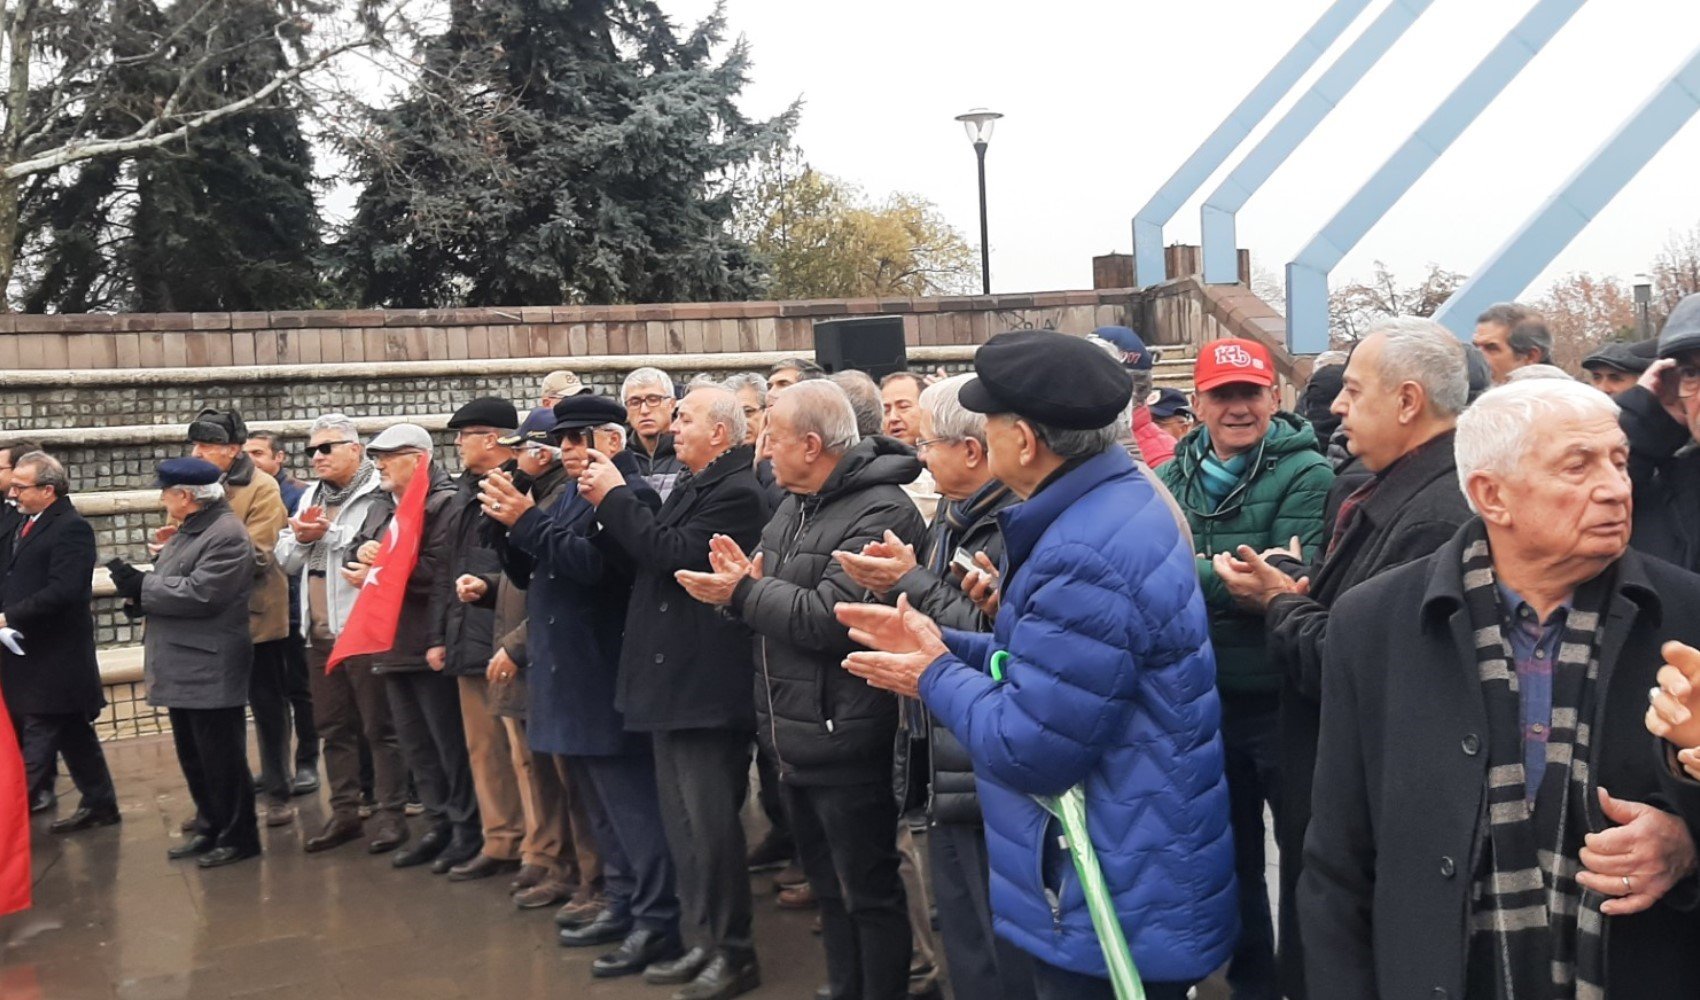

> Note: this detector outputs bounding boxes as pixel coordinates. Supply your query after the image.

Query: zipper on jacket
[759,637,786,776]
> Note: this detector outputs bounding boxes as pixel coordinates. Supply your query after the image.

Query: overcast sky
[655,0,1700,299]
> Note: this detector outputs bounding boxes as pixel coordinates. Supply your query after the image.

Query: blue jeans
[1221,691,1282,1000]
[1030,959,1194,1000]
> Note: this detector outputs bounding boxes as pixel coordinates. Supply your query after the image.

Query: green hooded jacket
[1158,411,1334,693]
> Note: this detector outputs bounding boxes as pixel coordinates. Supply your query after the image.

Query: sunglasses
[556,428,590,445]
[307,440,355,457]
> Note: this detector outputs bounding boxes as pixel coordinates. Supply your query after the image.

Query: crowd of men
[7,298,1700,1000]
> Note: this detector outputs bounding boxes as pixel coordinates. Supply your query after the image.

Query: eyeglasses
[6,481,44,493]
[625,394,671,411]
[455,428,498,441]
[1676,364,1700,398]
[307,440,355,457]
[915,437,961,452]
[556,428,589,445]
[522,443,560,457]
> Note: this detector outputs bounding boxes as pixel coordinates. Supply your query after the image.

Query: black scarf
[1460,521,1608,1000]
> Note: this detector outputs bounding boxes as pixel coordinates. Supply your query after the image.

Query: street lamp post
[956,109,1003,295]
[1634,273,1653,340]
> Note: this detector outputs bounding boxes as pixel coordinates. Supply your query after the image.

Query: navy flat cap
[155,457,223,488]
[500,407,558,446]
[959,330,1133,430]
[550,394,627,434]
[448,396,519,431]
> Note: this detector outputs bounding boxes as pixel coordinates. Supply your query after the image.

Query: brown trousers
[550,754,605,890]
[307,640,406,823]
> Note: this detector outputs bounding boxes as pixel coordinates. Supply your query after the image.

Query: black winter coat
[630,433,685,500]
[889,481,1018,825]
[598,444,767,733]
[1262,429,1472,998]
[1620,384,1700,574]
[439,471,504,676]
[360,464,458,673]
[730,437,926,786]
[0,497,103,717]
[1302,530,1700,1000]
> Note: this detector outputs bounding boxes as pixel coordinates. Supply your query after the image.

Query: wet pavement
[3,734,1236,1000]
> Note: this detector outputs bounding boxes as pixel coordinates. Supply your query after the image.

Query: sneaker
[771,862,807,893]
[553,888,608,929]
[264,803,297,828]
[404,798,425,817]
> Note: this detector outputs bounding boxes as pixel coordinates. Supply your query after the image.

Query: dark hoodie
[1299,363,1344,455]
[630,432,685,501]
[731,436,927,786]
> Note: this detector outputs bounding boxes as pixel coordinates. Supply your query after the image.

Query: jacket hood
[816,436,923,502]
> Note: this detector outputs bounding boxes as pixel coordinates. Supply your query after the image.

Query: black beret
[447,396,519,431]
[959,330,1133,430]
[186,407,247,445]
[155,457,222,488]
[1581,339,1656,375]
[550,393,627,434]
[1660,294,1700,359]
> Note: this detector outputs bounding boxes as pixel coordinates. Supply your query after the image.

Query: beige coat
[221,454,290,644]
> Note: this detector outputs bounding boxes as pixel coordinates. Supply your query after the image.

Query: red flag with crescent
[326,466,427,672]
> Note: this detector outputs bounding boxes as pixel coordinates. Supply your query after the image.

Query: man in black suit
[0,451,118,832]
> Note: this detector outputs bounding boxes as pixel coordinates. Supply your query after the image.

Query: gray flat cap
[366,423,434,454]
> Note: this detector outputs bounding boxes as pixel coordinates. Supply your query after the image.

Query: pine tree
[337,0,792,308]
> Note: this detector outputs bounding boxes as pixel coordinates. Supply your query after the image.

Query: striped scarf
[1460,521,1608,1000]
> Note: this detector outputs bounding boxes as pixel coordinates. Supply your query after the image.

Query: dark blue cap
[1145,387,1192,420]
[499,407,557,446]
[1092,326,1154,371]
[155,457,222,488]
[960,330,1133,430]
[550,394,627,435]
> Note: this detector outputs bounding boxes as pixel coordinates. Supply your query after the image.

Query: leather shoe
[448,854,521,882]
[263,803,297,828]
[49,807,121,834]
[29,788,56,814]
[644,946,711,985]
[167,834,215,860]
[289,767,320,796]
[391,826,449,869]
[558,910,633,948]
[776,882,817,909]
[674,951,761,1000]
[591,928,682,978]
[197,845,260,869]
[554,890,607,928]
[430,837,484,875]
[509,863,549,892]
[514,879,572,910]
[304,817,363,854]
[367,819,408,855]
[179,814,199,834]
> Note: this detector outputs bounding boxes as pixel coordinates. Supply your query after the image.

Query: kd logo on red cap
[1211,343,1263,370]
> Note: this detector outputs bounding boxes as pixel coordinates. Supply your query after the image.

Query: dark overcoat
[0,496,103,717]
[140,500,256,710]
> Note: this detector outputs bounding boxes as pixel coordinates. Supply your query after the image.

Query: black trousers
[384,670,478,840]
[248,639,294,805]
[783,780,910,1000]
[653,729,754,955]
[18,712,117,814]
[571,753,680,936]
[282,634,318,768]
[168,706,259,853]
[928,822,1035,1000]
[753,739,792,849]
[1221,691,1282,1000]
[308,641,405,822]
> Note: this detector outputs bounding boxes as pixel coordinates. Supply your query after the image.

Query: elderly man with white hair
[623,367,685,500]
[1301,378,1700,1000]
[678,378,926,1000]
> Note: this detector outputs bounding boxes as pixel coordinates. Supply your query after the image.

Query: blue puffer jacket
[919,446,1237,982]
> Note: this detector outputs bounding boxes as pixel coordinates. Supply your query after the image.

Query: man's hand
[479,468,533,528]
[1646,640,1700,758]
[356,540,382,565]
[833,530,918,597]
[106,559,146,601]
[960,551,1001,619]
[486,647,518,684]
[427,646,446,672]
[837,595,948,699]
[1214,544,1310,613]
[677,535,763,607]
[1639,358,1690,428]
[1258,535,1305,564]
[577,449,625,506]
[455,574,488,605]
[1578,788,1699,915]
[147,524,178,558]
[339,561,370,588]
[289,506,330,544]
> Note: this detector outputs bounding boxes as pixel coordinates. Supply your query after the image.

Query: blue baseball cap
[1091,326,1154,371]
[1145,387,1192,420]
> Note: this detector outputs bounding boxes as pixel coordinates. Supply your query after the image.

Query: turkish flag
[327,464,429,672]
[0,673,31,916]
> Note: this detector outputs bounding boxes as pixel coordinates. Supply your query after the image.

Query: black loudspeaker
[813,315,909,381]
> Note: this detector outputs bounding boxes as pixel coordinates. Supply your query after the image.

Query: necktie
[18,518,32,539]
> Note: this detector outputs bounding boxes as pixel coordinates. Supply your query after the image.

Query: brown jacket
[221,454,290,644]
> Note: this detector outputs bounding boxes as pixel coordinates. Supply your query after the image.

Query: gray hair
[1363,316,1470,417]
[622,367,674,398]
[1477,302,1533,330]
[770,357,824,380]
[782,380,860,454]
[828,370,884,438]
[687,384,747,445]
[1315,350,1349,369]
[1029,421,1120,461]
[1505,364,1575,383]
[721,372,769,409]
[1454,379,1621,511]
[14,451,68,497]
[309,413,361,443]
[173,481,226,504]
[918,374,987,445]
[1506,318,1553,364]
[596,423,628,449]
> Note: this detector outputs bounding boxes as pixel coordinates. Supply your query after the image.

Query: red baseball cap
[1194,338,1277,393]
